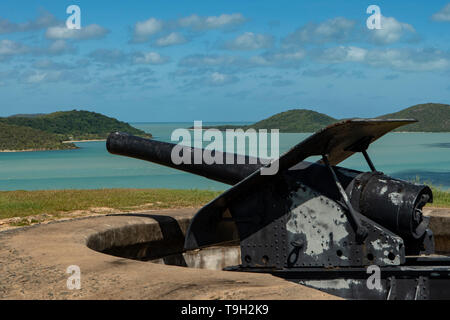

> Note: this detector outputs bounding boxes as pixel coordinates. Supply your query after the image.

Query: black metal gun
[107,119,450,300]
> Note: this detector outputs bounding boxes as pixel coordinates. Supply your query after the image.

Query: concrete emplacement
[0,207,449,299]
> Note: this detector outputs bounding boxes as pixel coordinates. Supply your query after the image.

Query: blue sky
[1,0,450,122]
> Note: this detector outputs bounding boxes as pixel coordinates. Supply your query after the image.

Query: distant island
[377,103,450,132]
[0,110,151,152]
[201,103,450,133]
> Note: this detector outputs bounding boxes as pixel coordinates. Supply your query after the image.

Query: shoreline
[0,139,106,152]
[63,139,106,143]
[0,147,78,153]
[1,131,448,152]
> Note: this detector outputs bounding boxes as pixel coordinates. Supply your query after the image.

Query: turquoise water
[0,122,448,191]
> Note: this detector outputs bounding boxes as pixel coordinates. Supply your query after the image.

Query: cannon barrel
[106,131,432,239]
[106,132,358,186]
[106,131,264,185]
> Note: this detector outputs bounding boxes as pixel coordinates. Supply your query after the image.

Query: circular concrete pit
[86,216,241,270]
[1,207,449,299]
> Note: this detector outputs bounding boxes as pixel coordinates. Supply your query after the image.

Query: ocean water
[0,122,448,191]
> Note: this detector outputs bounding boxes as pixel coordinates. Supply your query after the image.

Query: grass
[0,188,221,220]
[409,177,450,208]
[429,186,450,208]
[0,186,448,223]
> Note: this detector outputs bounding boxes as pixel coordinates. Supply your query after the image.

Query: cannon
[107,119,450,300]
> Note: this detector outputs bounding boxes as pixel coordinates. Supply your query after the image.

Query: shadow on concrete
[102,213,189,265]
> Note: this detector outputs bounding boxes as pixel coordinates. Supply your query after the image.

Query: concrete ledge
[0,209,337,300]
[86,214,192,260]
[425,208,450,253]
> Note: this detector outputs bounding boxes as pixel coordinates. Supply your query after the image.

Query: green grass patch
[0,186,448,221]
[430,186,450,208]
[0,188,221,220]
[408,177,450,208]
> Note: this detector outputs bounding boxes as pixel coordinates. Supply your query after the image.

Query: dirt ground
[0,208,339,300]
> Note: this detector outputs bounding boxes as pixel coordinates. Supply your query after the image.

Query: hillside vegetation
[0,123,76,151]
[204,109,337,133]
[203,103,449,133]
[0,110,151,151]
[378,103,450,132]
[0,110,151,141]
[248,109,337,132]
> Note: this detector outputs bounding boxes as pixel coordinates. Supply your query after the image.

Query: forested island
[377,103,450,132]
[2,103,448,152]
[202,103,450,133]
[0,110,151,152]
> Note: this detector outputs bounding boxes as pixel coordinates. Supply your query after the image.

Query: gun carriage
[107,119,450,300]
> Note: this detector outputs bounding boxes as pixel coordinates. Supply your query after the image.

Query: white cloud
[133,52,170,65]
[0,39,29,56]
[316,46,450,72]
[432,3,450,21]
[0,11,58,34]
[46,24,109,40]
[133,18,164,42]
[25,70,64,84]
[32,59,75,70]
[0,39,75,59]
[366,48,450,72]
[87,49,170,66]
[208,72,238,86]
[155,32,187,47]
[370,16,415,44]
[131,13,246,43]
[317,46,368,63]
[179,45,448,75]
[22,69,90,85]
[89,49,127,64]
[250,49,306,67]
[47,40,73,55]
[178,13,245,31]
[0,40,30,61]
[180,71,239,89]
[302,67,343,78]
[283,16,416,46]
[224,32,273,50]
[283,17,357,45]
[179,49,306,71]
[179,54,240,67]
